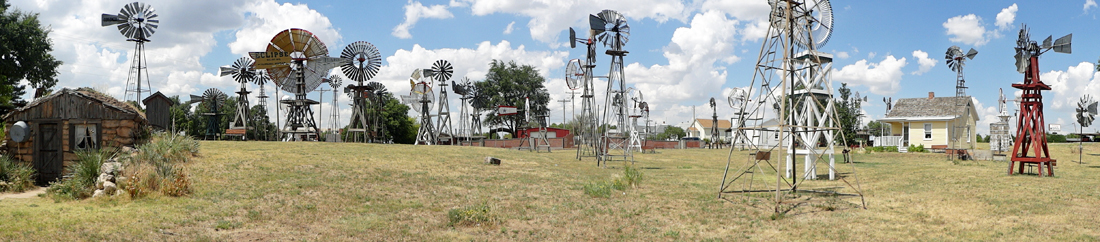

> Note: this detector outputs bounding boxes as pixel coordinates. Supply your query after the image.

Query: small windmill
[220,57,257,139]
[1075,95,1097,164]
[626,88,644,153]
[363,81,389,142]
[728,88,751,149]
[327,74,343,141]
[453,78,473,140]
[946,45,978,151]
[407,69,437,145]
[191,88,227,140]
[708,97,720,149]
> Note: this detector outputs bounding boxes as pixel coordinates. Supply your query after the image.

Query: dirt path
[0,187,46,200]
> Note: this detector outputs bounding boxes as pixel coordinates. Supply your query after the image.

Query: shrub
[908,144,927,153]
[583,181,613,198]
[622,165,643,188]
[46,149,114,200]
[0,156,35,193]
[448,204,497,226]
[870,146,899,153]
[120,132,199,198]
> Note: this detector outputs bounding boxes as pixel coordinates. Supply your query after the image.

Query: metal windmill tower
[340,41,382,142]
[259,28,343,141]
[405,69,438,145]
[591,9,632,165]
[568,18,603,162]
[945,45,978,151]
[363,82,389,142]
[718,0,864,213]
[1007,24,1071,177]
[193,88,227,140]
[627,88,645,153]
[709,97,721,149]
[101,2,159,105]
[220,57,257,139]
[428,60,455,145]
[327,75,343,135]
[453,78,474,141]
[727,88,751,150]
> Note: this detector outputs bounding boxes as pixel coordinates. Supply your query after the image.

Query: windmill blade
[1052,33,1072,54]
[1042,35,1052,49]
[569,27,577,49]
[965,48,978,59]
[589,14,606,34]
[1089,102,1098,115]
[218,66,237,77]
[188,94,205,105]
[1014,51,1029,74]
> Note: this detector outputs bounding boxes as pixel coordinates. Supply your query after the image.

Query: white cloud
[503,21,516,34]
[835,51,850,59]
[867,52,876,59]
[228,0,342,56]
[392,1,454,39]
[1040,62,1100,111]
[911,50,936,75]
[1086,0,1098,12]
[995,4,1018,29]
[454,0,689,44]
[943,14,990,46]
[832,56,908,95]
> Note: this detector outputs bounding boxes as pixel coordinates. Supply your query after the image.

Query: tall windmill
[220,57,257,139]
[340,41,382,142]
[568,22,601,163]
[428,60,455,144]
[945,45,978,151]
[453,78,474,141]
[363,82,389,142]
[327,75,343,140]
[253,71,273,140]
[406,70,437,145]
[719,0,864,213]
[591,9,632,165]
[257,28,343,141]
[989,89,1012,153]
[101,2,159,105]
[1007,24,1071,177]
[709,97,721,149]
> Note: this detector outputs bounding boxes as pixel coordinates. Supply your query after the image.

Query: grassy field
[2,141,1100,241]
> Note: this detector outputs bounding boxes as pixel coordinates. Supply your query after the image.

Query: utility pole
[558,99,571,126]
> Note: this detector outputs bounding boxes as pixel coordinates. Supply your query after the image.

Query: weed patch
[448,204,497,226]
[0,156,35,192]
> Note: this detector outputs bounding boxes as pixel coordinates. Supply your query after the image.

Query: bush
[870,146,899,153]
[623,165,642,188]
[908,144,927,153]
[1047,133,1067,143]
[46,149,114,200]
[583,181,613,198]
[0,156,35,193]
[120,132,198,198]
[448,204,497,226]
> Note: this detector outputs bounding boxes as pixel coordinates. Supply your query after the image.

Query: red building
[516,127,571,138]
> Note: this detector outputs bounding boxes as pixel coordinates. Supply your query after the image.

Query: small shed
[142,91,174,131]
[3,88,147,185]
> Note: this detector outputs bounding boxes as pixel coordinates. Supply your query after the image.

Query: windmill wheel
[220,57,256,84]
[340,41,381,84]
[327,74,343,89]
[565,59,582,90]
[430,60,454,83]
[594,9,630,47]
[203,88,227,110]
[101,2,160,40]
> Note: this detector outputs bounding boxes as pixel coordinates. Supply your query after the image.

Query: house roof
[883,96,978,121]
[695,118,732,129]
[4,88,146,121]
[142,91,175,106]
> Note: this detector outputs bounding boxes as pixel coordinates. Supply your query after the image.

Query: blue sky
[11,0,1100,135]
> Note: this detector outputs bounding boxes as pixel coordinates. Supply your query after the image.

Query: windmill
[406,69,437,145]
[522,96,552,152]
[990,89,1012,153]
[728,88,751,149]
[340,41,382,142]
[709,97,721,149]
[591,9,633,165]
[362,81,389,142]
[1075,95,1097,164]
[719,0,864,213]
[255,28,343,141]
[568,20,602,163]
[219,57,257,139]
[427,60,455,144]
[1007,24,1071,177]
[191,88,227,140]
[252,71,274,140]
[469,83,488,137]
[626,88,644,154]
[453,78,474,141]
[101,2,159,105]
[326,74,343,141]
[945,45,978,151]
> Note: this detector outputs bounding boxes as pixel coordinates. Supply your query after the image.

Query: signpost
[249,51,291,69]
[496,106,518,116]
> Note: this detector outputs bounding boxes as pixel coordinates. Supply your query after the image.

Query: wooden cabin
[3,88,147,185]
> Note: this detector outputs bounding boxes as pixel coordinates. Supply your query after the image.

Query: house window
[73,124,99,150]
[923,123,932,140]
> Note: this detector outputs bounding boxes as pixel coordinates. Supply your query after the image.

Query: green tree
[475,60,550,136]
[0,0,63,116]
[834,83,861,144]
[381,95,416,144]
[867,121,888,136]
[653,126,686,140]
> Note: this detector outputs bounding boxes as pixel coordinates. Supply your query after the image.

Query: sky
[9,0,1100,135]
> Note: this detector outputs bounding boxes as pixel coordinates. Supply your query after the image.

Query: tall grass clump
[583,165,644,198]
[120,132,198,198]
[447,203,498,226]
[46,149,115,201]
[0,156,35,193]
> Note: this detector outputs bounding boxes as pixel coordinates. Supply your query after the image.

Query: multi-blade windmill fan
[590,10,630,49]
[102,2,159,105]
[220,57,257,137]
[1007,24,1072,177]
[340,41,383,142]
[260,28,343,141]
[1076,95,1097,128]
[429,60,455,144]
[768,0,833,49]
[565,59,584,91]
[197,88,228,140]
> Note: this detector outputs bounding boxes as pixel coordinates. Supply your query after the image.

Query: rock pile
[93,159,125,198]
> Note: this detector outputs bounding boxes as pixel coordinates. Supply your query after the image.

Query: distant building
[686,118,732,141]
[877,92,979,148]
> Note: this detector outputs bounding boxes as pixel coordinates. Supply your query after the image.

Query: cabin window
[73,124,99,150]
[923,123,932,140]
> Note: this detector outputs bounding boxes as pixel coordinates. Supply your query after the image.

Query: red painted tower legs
[1008,56,1056,176]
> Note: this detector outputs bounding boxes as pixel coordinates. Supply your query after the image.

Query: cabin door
[902,123,910,147]
[35,123,63,186]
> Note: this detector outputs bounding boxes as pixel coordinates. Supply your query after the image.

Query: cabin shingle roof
[885,96,971,118]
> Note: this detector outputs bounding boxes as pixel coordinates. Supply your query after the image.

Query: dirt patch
[0,187,46,200]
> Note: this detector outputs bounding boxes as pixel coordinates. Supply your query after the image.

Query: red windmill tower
[1008,25,1072,177]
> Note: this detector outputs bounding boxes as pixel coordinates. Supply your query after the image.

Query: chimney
[928,92,934,100]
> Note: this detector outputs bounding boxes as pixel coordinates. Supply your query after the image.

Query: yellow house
[877,92,979,149]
